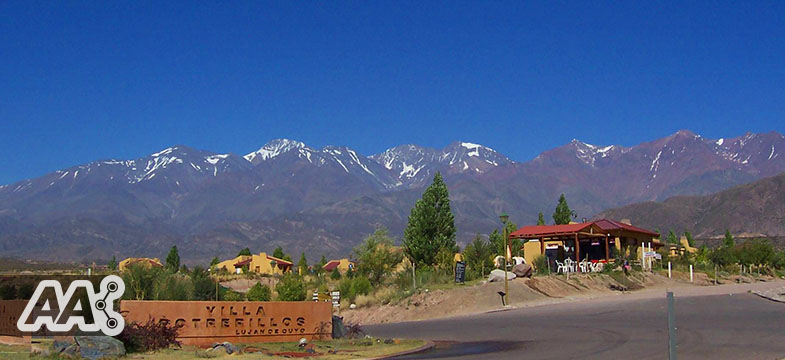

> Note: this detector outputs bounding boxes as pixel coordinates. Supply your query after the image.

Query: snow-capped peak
[568,139,622,166]
[244,139,308,163]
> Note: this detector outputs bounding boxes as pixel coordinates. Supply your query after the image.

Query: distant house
[215,252,293,275]
[118,257,163,271]
[323,258,355,273]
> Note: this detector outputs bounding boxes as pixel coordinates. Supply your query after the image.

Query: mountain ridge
[1,129,784,263]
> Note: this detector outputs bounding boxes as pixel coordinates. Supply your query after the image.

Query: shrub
[223,289,245,301]
[338,276,373,302]
[710,246,737,267]
[338,278,354,302]
[351,277,372,298]
[354,294,375,308]
[116,318,182,353]
[246,283,271,301]
[330,268,341,280]
[0,284,16,300]
[532,255,549,275]
[276,274,306,301]
[154,273,193,300]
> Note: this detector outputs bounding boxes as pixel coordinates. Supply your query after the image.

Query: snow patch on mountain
[244,139,308,163]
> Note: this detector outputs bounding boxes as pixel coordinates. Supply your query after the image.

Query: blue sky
[1,1,784,185]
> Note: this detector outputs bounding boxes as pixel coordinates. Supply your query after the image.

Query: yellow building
[215,252,293,275]
[323,258,356,273]
[118,257,163,271]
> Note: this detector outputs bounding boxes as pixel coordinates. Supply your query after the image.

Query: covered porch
[512,223,614,266]
[511,219,661,272]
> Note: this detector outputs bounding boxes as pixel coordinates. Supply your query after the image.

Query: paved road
[366,285,785,359]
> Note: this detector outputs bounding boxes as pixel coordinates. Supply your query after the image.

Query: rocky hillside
[597,172,785,238]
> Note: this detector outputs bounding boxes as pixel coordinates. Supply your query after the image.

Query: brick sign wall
[120,301,332,346]
[0,300,30,345]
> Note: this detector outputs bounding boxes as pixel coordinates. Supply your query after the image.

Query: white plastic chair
[564,259,575,273]
[578,260,590,273]
[555,260,567,274]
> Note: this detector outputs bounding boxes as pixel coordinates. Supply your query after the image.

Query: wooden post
[540,237,545,255]
[574,233,581,266]
[604,235,610,261]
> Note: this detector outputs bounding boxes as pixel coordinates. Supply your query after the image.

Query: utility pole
[500,212,510,306]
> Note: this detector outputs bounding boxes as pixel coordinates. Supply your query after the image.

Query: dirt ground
[341,270,767,325]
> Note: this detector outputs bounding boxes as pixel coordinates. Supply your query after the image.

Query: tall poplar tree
[165,245,180,273]
[403,173,456,267]
[552,194,574,225]
[537,212,546,225]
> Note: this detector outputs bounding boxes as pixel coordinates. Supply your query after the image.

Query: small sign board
[454,261,466,283]
[330,291,340,308]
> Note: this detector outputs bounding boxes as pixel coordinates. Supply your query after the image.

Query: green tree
[402,172,457,267]
[165,246,180,273]
[121,264,162,300]
[210,257,220,268]
[273,246,285,259]
[190,267,216,300]
[354,227,403,285]
[297,253,308,275]
[223,290,245,301]
[684,231,695,247]
[275,274,306,301]
[330,267,341,280]
[489,221,520,257]
[463,234,493,278]
[667,230,678,244]
[723,230,735,247]
[537,212,546,225]
[108,256,118,271]
[246,282,272,301]
[238,248,252,256]
[552,194,575,225]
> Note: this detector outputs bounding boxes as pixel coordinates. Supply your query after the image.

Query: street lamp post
[500,212,510,306]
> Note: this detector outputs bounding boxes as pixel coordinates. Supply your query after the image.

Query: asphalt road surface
[366,284,785,359]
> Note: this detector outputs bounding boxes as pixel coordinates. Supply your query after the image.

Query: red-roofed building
[323,258,355,273]
[215,252,293,275]
[511,219,660,266]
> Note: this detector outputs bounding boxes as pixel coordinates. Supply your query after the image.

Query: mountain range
[598,171,785,240]
[1,130,783,263]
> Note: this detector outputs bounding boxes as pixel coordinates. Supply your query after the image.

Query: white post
[668,262,672,278]
[689,264,693,282]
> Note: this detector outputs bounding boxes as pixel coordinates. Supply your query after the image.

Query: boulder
[208,342,239,355]
[488,269,516,282]
[512,256,526,265]
[512,263,533,278]
[74,336,126,360]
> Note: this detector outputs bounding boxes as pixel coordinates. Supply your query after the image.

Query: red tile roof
[509,219,658,238]
[323,260,341,271]
[234,257,252,267]
[267,255,293,266]
[509,223,593,238]
[593,219,659,236]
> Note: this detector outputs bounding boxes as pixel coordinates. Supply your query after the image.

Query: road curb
[752,289,785,304]
[367,340,435,360]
